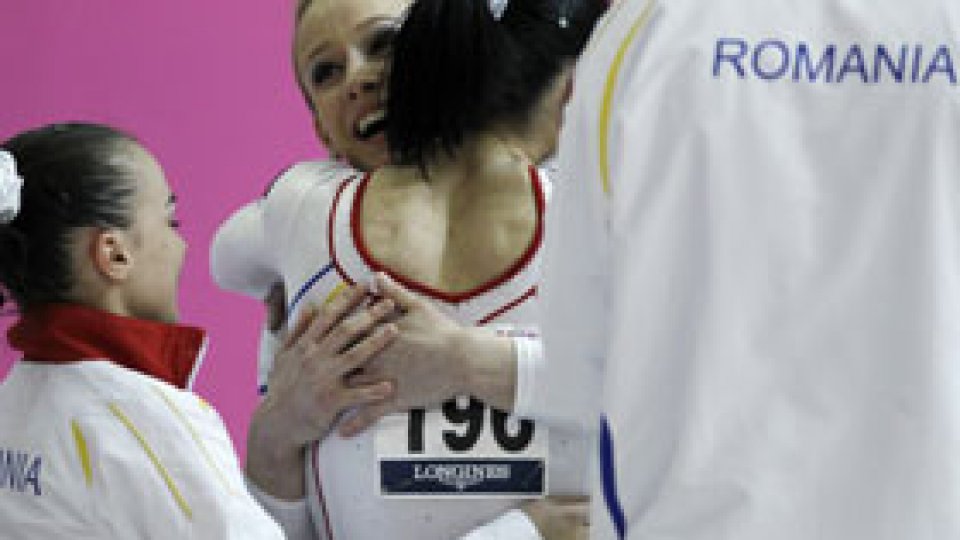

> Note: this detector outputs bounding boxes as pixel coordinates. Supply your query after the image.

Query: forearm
[455,326,517,411]
[246,408,307,500]
[246,477,319,540]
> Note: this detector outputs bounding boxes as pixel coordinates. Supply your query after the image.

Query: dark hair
[387,0,605,169]
[295,0,313,21]
[0,123,138,313]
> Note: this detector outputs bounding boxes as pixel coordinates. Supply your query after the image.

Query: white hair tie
[0,150,24,225]
[488,0,509,20]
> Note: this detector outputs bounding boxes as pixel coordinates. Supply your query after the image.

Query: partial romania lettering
[713,38,957,84]
[0,448,42,496]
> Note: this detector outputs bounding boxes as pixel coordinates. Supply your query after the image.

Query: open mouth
[354,110,387,141]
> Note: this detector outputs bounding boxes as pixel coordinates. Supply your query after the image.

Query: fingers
[338,400,395,437]
[543,496,589,505]
[334,322,397,376]
[340,381,394,411]
[282,304,320,351]
[322,298,396,355]
[547,496,589,522]
[301,284,370,345]
[521,496,592,539]
[373,272,422,311]
[264,282,287,333]
[345,370,382,388]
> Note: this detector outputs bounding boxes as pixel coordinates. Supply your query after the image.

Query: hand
[246,284,398,499]
[263,281,286,333]
[337,273,516,436]
[521,497,590,540]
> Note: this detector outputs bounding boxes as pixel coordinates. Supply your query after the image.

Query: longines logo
[380,458,545,496]
[413,463,511,491]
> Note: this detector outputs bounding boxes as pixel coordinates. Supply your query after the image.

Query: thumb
[373,272,422,310]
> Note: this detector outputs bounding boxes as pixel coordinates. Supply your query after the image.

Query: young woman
[0,123,396,539]
[213,0,605,538]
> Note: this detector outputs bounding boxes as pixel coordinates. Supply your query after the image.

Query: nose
[346,54,383,101]
[348,78,380,100]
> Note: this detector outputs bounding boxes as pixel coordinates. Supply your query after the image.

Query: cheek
[314,94,343,131]
[320,92,356,139]
[160,235,186,275]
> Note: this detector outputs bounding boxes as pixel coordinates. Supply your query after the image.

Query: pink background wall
[0,2,326,458]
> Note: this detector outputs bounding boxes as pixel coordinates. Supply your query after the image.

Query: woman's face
[115,144,185,323]
[294,0,411,171]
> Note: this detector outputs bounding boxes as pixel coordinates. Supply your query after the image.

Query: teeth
[356,110,387,137]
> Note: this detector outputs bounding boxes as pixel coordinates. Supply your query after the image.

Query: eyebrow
[357,15,400,31]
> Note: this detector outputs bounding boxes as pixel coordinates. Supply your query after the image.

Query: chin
[346,147,389,171]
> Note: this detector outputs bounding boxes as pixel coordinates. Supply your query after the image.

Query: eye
[311,61,340,87]
[169,218,181,229]
[367,27,397,58]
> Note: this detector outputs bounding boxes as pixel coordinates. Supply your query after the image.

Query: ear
[90,229,135,282]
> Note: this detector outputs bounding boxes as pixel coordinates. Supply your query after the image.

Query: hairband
[489,0,570,27]
[0,150,23,225]
[488,0,509,20]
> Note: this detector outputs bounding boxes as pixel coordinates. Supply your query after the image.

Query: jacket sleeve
[81,394,286,540]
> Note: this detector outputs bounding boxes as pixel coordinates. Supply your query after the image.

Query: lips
[354,109,387,141]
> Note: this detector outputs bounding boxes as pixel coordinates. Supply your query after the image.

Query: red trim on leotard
[349,166,545,304]
[311,443,336,540]
[477,286,538,326]
[328,176,358,287]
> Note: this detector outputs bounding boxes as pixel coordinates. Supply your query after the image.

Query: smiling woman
[212,0,606,539]
[293,0,410,171]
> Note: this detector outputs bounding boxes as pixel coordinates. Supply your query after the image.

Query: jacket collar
[7,303,207,390]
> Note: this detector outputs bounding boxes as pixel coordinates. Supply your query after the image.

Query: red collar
[7,304,206,390]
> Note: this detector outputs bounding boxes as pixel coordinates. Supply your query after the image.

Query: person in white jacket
[213,0,605,538]
[541,1,960,538]
[0,122,397,539]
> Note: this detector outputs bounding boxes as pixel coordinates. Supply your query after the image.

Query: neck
[416,131,543,188]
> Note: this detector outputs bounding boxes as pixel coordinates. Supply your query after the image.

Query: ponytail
[387,0,605,170]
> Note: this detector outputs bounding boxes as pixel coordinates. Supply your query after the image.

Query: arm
[338,273,581,435]
[212,162,397,500]
[336,273,522,436]
[246,479,319,540]
[211,161,352,301]
[246,285,398,500]
[210,199,277,300]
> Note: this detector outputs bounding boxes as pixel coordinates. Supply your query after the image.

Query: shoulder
[211,159,362,297]
[265,159,360,204]
[261,160,362,234]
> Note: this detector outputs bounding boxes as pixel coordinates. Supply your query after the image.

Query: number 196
[407,397,534,453]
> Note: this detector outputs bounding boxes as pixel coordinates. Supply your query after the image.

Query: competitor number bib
[376,395,547,497]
